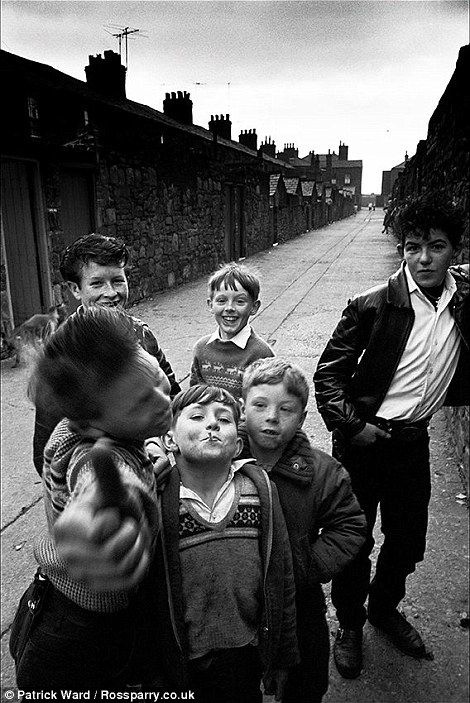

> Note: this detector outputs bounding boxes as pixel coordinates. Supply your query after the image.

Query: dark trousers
[282,600,329,703]
[14,584,160,695]
[331,432,431,630]
[188,646,262,703]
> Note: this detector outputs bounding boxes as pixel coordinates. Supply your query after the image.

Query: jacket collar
[387,263,412,308]
[238,425,315,485]
[387,262,467,309]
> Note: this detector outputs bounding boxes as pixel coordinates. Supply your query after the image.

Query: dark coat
[238,427,366,610]
[148,463,299,689]
[314,263,469,439]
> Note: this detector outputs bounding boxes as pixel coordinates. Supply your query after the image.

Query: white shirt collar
[207,323,252,349]
[179,458,253,502]
[404,262,456,300]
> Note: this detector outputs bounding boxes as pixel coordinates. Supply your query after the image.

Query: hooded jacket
[314,263,469,439]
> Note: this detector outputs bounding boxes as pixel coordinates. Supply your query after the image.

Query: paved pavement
[1,210,468,700]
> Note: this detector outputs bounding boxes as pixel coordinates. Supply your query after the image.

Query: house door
[1,159,46,326]
[59,168,94,311]
[224,184,245,261]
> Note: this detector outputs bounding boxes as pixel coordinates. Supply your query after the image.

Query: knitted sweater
[190,330,274,398]
[179,471,262,659]
[150,463,299,687]
[35,419,157,612]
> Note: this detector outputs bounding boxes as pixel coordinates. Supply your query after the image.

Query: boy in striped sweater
[190,262,274,398]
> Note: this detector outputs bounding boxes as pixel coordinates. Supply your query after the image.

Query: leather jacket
[314,263,469,439]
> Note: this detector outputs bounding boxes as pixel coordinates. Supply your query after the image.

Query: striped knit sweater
[179,471,263,659]
[35,419,157,612]
[190,330,274,398]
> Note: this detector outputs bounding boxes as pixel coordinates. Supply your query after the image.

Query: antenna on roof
[103,25,146,69]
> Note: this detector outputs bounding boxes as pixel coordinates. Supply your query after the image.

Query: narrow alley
[1,211,468,701]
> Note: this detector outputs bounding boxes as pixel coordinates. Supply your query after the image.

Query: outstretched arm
[54,439,159,592]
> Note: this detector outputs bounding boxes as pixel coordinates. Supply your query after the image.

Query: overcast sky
[2,1,468,192]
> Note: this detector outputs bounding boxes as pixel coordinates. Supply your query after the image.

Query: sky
[2,1,468,193]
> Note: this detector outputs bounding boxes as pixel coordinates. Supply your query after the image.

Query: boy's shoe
[367,607,427,658]
[333,628,363,679]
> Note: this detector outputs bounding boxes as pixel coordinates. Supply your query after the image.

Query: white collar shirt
[206,324,252,349]
[376,264,461,421]
[179,458,254,523]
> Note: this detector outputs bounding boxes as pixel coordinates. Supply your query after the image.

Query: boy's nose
[419,247,432,263]
[103,281,117,296]
[206,418,220,430]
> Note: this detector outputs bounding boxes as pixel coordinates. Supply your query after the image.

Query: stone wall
[390,44,469,488]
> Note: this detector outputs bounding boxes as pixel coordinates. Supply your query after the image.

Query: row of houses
[1,47,355,334]
[270,174,355,243]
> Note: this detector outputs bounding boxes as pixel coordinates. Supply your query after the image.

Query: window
[27,97,40,138]
[345,174,351,184]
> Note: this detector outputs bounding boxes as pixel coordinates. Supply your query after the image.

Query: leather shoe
[333,628,363,678]
[368,608,427,658]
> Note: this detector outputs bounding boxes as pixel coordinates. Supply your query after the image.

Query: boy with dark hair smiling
[239,357,366,703]
[190,262,274,398]
[33,232,180,475]
[314,196,469,678]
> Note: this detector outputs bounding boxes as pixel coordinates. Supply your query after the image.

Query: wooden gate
[1,159,47,326]
[59,168,95,311]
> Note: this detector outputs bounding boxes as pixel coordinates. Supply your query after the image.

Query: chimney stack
[239,129,258,151]
[338,141,349,161]
[163,91,193,125]
[208,114,232,140]
[85,50,126,99]
[258,136,276,158]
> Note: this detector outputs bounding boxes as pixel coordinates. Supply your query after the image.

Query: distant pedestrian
[190,262,274,398]
[32,233,180,475]
[314,196,469,678]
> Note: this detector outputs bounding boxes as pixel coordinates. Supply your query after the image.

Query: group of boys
[11,195,468,702]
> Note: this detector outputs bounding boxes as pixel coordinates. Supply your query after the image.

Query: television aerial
[103,25,147,69]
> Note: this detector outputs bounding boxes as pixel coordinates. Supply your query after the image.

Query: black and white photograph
[1,1,468,701]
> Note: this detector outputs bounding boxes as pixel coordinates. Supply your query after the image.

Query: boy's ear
[68,281,82,302]
[206,297,214,312]
[234,436,244,459]
[250,299,261,315]
[239,398,246,422]
[397,243,404,259]
[297,411,307,429]
[163,430,179,453]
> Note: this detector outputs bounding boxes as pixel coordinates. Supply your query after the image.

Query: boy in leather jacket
[314,196,468,678]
